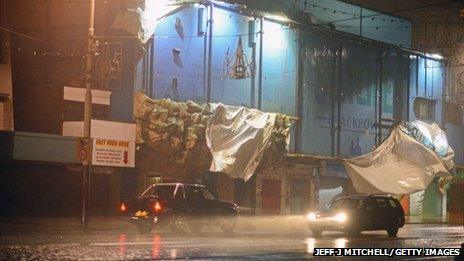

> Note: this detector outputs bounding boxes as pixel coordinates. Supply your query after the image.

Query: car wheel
[136,222,153,234]
[220,215,237,233]
[169,214,188,233]
[387,226,398,237]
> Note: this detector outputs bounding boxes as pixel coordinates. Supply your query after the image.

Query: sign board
[76,137,91,162]
[66,119,136,168]
[63,119,135,138]
[92,138,135,167]
[63,86,111,105]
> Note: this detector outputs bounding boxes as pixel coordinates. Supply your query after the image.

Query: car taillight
[120,202,126,212]
[154,202,162,212]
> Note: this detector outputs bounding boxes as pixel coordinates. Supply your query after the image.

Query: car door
[363,198,378,230]
[170,184,186,213]
[374,198,389,229]
[185,185,216,217]
[387,198,404,227]
[199,186,220,216]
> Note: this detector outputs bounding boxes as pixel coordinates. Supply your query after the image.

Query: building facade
[0,0,461,218]
[134,1,457,217]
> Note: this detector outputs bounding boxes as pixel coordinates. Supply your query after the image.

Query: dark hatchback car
[120,183,239,233]
[306,194,405,237]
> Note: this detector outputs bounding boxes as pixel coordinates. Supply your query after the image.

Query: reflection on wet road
[0,220,462,260]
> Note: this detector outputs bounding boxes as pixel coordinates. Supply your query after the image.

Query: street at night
[0,217,462,260]
[1,0,464,260]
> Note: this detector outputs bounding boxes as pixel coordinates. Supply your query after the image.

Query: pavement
[0,215,462,260]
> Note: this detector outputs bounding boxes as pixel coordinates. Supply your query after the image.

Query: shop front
[255,157,318,215]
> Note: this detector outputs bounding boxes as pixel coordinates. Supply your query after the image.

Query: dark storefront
[0,131,131,217]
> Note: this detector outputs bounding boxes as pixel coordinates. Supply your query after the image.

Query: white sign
[92,138,135,168]
[63,119,136,168]
[63,86,111,105]
[63,119,136,139]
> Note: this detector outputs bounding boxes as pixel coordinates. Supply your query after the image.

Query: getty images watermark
[313,247,462,257]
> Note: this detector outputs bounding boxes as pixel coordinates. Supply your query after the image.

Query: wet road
[0,219,462,260]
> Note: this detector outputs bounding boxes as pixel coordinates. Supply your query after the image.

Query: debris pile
[134,92,212,174]
[134,91,293,176]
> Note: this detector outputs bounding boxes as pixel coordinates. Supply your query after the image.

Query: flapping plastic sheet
[206,104,276,181]
[344,121,454,195]
[400,121,455,170]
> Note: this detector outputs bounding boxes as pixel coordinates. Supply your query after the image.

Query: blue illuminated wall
[210,8,254,107]
[299,30,380,157]
[407,56,463,165]
[408,56,445,124]
[152,7,206,103]
[150,4,299,117]
[295,0,412,48]
[146,3,444,158]
[261,21,298,116]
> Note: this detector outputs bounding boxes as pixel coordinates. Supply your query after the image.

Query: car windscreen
[327,198,363,210]
[141,185,176,199]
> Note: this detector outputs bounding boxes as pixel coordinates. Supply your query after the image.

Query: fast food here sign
[91,120,136,168]
[92,138,135,167]
[66,119,136,168]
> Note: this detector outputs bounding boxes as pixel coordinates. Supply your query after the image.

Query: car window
[376,198,388,208]
[328,198,362,210]
[185,186,205,201]
[141,185,175,199]
[141,186,155,197]
[388,199,399,208]
[174,185,184,199]
[365,199,376,210]
[202,188,217,200]
[327,198,344,209]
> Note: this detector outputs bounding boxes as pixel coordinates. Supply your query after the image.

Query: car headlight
[307,212,317,221]
[334,213,347,223]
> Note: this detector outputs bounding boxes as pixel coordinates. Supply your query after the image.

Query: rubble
[133,92,292,176]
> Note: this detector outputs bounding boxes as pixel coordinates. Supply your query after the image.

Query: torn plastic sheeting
[400,121,454,170]
[206,103,276,181]
[344,125,452,195]
[133,92,291,178]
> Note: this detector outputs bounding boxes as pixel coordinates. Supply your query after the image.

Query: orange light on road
[120,202,126,212]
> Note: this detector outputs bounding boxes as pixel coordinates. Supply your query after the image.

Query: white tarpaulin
[206,104,276,181]
[344,121,454,195]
